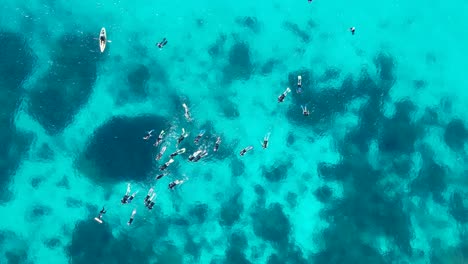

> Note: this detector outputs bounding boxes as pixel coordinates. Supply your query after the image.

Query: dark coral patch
[67,220,154,264]
[28,33,99,134]
[262,161,291,182]
[220,191,243,226]
[236,16,261,33]
[444,119,467,152]
[223,42,253,82]
[78,115,168,183]
[127,64,150,98]
[378,100,422,154]
[284,22,310,42]
[252,203,290,246]
[0,31,35,202]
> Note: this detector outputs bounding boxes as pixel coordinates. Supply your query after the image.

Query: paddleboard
[94,217,103,224]
[99,28,107,53]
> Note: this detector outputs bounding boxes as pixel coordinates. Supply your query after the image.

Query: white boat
[99,27,107,53]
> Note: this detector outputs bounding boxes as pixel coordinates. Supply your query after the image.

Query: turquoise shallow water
[1,0,468,263]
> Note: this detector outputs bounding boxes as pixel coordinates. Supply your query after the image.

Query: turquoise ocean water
[1,0,468,263]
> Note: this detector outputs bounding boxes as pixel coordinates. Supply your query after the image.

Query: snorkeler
[240,146,253,156]
[94,207,107,224]
[262,133,270,149]
[121,183,131,204]
[213,137,221,152]
[350,27,355,35]
[182,103,192,121]
[144,188,154,205]
[177,128,188,144]
[297,76,302,93]
[159,159,174,171]
[193,149,208,162]
[188,149,207,162]
[153,130,165,147]
[301,105,310,116]
[155,172,169,180]
[278,87,291,103]
[170,148,186,158]
[127,190,138,204]
[168,178,187,190]
[155,146,167,161]
[145,194,156,210]
[157,38,168,49]
[194,130,205,144]
[143,129,154,140]
[127,209,137,225]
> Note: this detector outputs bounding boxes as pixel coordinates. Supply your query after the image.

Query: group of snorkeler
[94,14,357,225]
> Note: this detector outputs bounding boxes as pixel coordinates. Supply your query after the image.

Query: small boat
[99,28,107,53]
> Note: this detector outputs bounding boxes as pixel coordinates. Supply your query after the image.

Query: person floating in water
[278,87,291,103]
[177,128,188,144]
[170,148,186,158]
[143,129,154,140]
[168,178,187,190]
[155,146,167,161]
[240,146,253,156]
[194,130,205,144]
[155,172,168,180]
[145,193,156,210]
[214,137,221,152]
[121,183,131,204]
[159,159,174,171]
[153,130,165,147]
[297,76,302,93]
[193,150,208,162]
[121,183,138,204]
[301,105,310,116]
[350,27,355,35]
[182,103,192,121]
[144,188,154,204]
[188,149,207,162]
[127,209,137,225]
[157,38,168,49]
[94,207,107,224]
[262,133,270,149]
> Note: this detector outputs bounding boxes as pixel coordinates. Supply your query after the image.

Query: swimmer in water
[155,146,167,161]
[127,209,137,225]
[121,183,131,204]
[350,27,355,35]
[170,148,186,158]
[213,137,221,152]
[157,38,168,49]
[262,133,270,149]
[143,129,154,140]
[145,193,156,210]
[193,149,208,162]
[188,149,204,162]
[278,87,291,103]
[94,207,107,223]
[297,76,302,93]
[182,103,192,121]
[153,130,165,147]
[177,128,188,145]
[144,188,154,205]
[194,130,205,144]
[301,105,310,116]
[155,172,169,180]
[168,178,187,190]
[127,190,138,204]
[240,146,253,156]
[159,159,174,171]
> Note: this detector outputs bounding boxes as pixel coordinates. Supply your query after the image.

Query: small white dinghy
[99,27,107,53]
